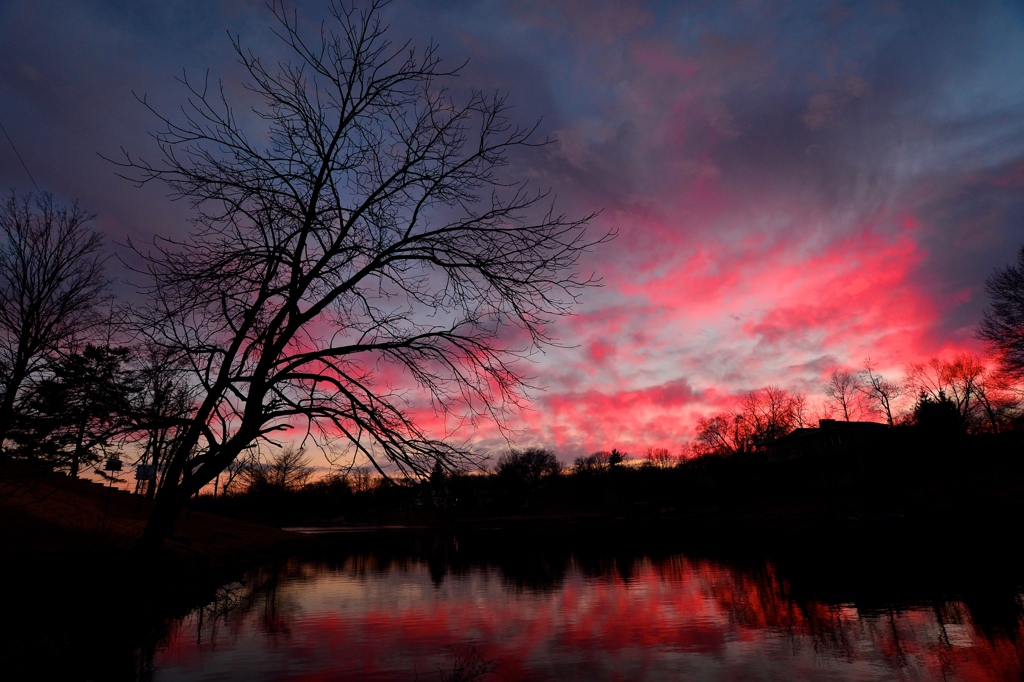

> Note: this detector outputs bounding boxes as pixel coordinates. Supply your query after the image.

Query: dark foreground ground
[0,463,307,680]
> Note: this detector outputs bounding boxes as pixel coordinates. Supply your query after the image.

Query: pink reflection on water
[153,555,1024,681]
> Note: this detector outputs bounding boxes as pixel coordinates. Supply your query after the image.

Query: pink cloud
[522,378,710,455]
[498,201,988,458]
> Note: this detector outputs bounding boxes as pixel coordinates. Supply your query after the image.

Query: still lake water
[146,527,1024,681]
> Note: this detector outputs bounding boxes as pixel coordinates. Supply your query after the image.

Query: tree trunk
[0,356,28,452]
[135,431,253,553]
[134,440,194,555]
[135,489,184,555]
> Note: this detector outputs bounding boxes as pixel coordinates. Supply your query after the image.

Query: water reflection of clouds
[152,551,1024,681]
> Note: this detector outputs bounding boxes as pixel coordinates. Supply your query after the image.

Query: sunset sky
[2,1,1024,461]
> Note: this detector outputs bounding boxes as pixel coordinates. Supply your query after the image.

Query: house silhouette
[756,419,889,463]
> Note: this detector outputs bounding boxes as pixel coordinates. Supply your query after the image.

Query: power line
[0,118,42,194]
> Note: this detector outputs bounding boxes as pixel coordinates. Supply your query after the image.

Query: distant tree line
[190,415,1024,530]
[191,442,688,525]
[688,350,1023,460]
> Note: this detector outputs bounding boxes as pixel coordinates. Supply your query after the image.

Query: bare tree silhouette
[978,245,1024,380]
[906,353,1018,433]
[496,447,561,486]
[691,414,745,457]
[238,446,313,494]
[859,359,902,426]
[0,192,107,453]
[643,447,675,469]
[691,385,802,456]
[824,368,861,422]
[740,385,798,443]
[112,1,608,549]
[496,446,560,508]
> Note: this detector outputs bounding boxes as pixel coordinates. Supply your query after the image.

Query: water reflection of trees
[685,550,1024,680]
[154,558,317,670]
[148,530,1024,680]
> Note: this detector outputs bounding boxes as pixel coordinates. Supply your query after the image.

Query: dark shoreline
[5,460,1024,680]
